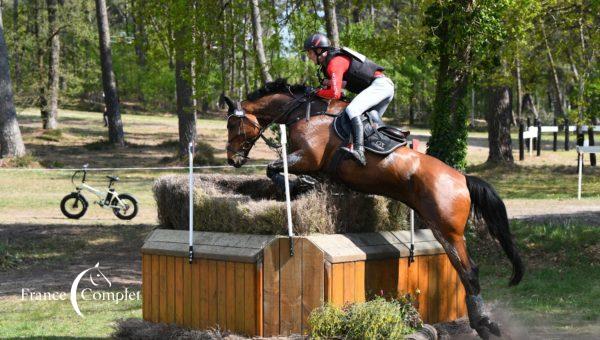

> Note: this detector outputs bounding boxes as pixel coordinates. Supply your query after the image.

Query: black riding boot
[341,116,367,166]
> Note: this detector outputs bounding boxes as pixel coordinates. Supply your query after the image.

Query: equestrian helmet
[303,33,331,51]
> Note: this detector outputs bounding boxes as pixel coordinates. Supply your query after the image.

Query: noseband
[226,89,311,160]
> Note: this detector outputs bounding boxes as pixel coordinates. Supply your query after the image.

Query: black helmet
[303,33,331,51]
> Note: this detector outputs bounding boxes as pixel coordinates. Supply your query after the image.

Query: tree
[425,1,508,170]
[323,0,340,47]
[250,0,272,83]
[173,3,196,157]
[0,3,26,158]
[485,86,514,164]
[95,0,125,146]
[43,0,60,130]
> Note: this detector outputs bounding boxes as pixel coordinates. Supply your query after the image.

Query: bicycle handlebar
[71,165,88,185]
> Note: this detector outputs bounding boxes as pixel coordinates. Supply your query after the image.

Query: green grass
[0,296,141,338]
[470,220,600,332]
[468,164,600,199]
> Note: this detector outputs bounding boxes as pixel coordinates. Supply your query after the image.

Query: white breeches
[345,76,395,119]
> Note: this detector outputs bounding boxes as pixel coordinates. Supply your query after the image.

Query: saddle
[333,110,409,155]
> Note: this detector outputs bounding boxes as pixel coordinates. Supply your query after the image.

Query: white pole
[188,142,194,263]
[578,151,583,200]
[280,124,295,256]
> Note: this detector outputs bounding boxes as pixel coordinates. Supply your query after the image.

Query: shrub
[308,297,422,339]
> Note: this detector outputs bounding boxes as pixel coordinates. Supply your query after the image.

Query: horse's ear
[219,93,236,112]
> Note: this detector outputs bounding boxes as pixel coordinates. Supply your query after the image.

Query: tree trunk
[540,20,565,118]
[515,56,522,123]
[131,0,146,68]
[34,2,48,127]
[250,0,272,83]
[12,0,19,93]
[95,0,125,146]
[44,0,59,130]
[522,93,538,121]
[323,0,340,47]
[229,4,236,95]
[175,24,196,158]
[485,86,514,164]
[0,4,26,158]
[242,15,250,96]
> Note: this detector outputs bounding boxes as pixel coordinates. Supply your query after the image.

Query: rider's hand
[305,86,317,97]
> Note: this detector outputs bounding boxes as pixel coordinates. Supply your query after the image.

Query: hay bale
[153,174,409,235]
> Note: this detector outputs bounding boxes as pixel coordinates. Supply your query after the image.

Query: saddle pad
[333,112,406,155]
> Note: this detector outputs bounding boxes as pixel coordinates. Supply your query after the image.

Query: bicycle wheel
[112,194,138,220]
[60,193,88,219]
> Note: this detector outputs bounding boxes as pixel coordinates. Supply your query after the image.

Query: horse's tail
[465,175,524,286]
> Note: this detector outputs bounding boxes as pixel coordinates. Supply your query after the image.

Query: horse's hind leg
[430,227,500,339]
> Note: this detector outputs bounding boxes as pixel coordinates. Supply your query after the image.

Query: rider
[303,33,394,166]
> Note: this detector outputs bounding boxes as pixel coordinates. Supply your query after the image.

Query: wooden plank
[302,239,324,335]
[183,259,192,327]
[217,261,227,327]
[262,238,280,337]
[324,261,332,303]
[256,262,264,337]
[354,261,366,303]
[417,255,429,323]
[427,255,441,323]
[385,258,399,298]
[331,263,344,307]
[343,262,355,304]
[407,256,419,303]
[199,259,209,329]
[207,260,218,327]
[166,256,176,324]
[235,262,245,333]
[172,256,183,326]
[159,255,168,323]
[151,255,160,323]
[447,258,458,321]
[279,237,302,335]
[398,257,409,298]
[192,259,201,329]
[226,262,236,331]
[244,263,257,336]
[142,254,151,321]
[437,255,450,322]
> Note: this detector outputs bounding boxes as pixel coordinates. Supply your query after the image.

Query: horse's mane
[246,78,309,101]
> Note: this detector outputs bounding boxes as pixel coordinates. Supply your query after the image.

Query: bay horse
[223,79,523,339]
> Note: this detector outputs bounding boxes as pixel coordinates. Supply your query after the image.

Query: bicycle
[60,164,139,220]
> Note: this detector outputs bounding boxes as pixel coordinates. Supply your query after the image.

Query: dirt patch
[0,223,154,296]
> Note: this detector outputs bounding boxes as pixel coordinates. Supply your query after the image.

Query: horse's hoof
[475,326,491,340]
[487,321,501,336]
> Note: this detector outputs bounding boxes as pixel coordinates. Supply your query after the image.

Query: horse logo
[70,262,111,317]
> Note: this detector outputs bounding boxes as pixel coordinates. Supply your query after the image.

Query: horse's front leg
[267,150,317,194]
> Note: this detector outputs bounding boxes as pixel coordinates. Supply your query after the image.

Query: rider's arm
[316,55,350,100]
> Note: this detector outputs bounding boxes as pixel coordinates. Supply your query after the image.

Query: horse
[223,79,523,339]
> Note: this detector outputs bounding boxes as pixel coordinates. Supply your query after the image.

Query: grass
[469,219,600,335]
[0,295,141,338]
[468,163,600,199]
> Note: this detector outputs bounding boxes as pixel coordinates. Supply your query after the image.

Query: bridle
[226,88,314,160]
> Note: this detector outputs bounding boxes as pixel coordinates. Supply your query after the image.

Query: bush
[308,297,422,339]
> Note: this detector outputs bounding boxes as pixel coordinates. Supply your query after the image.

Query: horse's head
[224,79,309,168]
[223,95,263,168]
